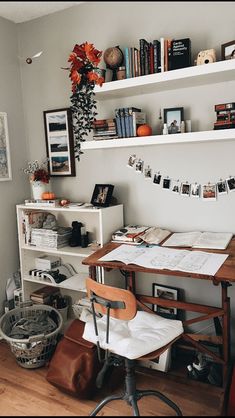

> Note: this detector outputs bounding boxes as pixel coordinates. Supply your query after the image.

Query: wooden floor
[0,341,225,416]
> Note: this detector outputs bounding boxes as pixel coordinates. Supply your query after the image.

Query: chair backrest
[86,277,137,320]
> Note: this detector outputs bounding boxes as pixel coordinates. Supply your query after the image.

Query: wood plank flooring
[0,341,225,416]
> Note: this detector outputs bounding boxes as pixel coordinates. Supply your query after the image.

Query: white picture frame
[152,283,178,319]
[202,183,217,200]
[0,112,12,181]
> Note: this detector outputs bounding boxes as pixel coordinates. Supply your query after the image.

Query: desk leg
[221,281,231,386]
[89,266,97,281]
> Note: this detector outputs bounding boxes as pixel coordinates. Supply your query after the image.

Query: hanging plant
[66,42,104,160]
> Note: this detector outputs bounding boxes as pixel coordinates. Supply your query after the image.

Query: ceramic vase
[31,181,49,200]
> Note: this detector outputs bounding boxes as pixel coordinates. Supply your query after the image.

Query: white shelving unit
[80,60,235,151]
[16,204,123,308]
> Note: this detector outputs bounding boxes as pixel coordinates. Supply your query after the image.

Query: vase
[31,181,49,200]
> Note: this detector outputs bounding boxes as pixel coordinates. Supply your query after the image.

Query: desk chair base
[90,359,182,416]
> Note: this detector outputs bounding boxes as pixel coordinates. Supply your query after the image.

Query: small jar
[117,66,126,80]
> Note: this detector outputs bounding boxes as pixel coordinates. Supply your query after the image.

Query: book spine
[167,39,172,71]
[149,42,154,74]
[133,112,146,136]
[129,47,133,78]
[129,108,141,137]
[124,107,130,137]
[115,108,122,138]
[134,48,138,77]
[137,49,141,77]
[160,37,165,72]
[153,40,159,73]
[119,108,126,137]
[164,39,168,71]
[124,47,131,79]
[139,39,146,76]
[144,41,149,75]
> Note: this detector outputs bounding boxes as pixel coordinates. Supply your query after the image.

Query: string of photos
[127,154,235,201]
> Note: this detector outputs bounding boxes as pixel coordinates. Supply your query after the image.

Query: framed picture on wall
[43,108,76,176]
[0,112,12,181]
[152,283,178,319]
[221,40,235,61]
[163,107,184,134]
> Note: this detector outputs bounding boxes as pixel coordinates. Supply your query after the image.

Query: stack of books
[214,102,235,130]
[92,118,118,140]
[30,286,60,305]
[115,107,146,138]
[25,199,61,207]
[31,226,72,249]
[112,225,150,245]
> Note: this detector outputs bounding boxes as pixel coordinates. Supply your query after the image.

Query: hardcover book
[112,225,150,243]
[170,38,191,70]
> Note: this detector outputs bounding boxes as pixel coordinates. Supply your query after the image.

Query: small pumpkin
[42,192,56,200]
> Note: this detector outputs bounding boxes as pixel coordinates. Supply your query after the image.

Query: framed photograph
[127,154,136,168]
[191,183,200,198]
[43,108,76,177]
[153,172,161,185]
[91,184,114,207]
[180,182,190,197]
[162,177,171,190]
[202,183,217,200]
[171,180,180,194]
[217,180,227,195]
[152,283,178,319]
[0,112,12,181]
[221,40,235,60]
[135,158,144,173]
[144,165,152,179]
[163,107,184,134]
[226,176,235,192]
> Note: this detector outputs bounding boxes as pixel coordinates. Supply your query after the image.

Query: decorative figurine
[69,221,83,247]
[42,213,58,230]
[103,46,124,81]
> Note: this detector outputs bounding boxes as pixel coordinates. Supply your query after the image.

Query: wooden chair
[83,278,184,416]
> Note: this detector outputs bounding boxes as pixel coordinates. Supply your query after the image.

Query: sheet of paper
[192,232,233,250]
[175,251,229,276]
[162,231,201,247]
[132,246,189,270]
[99,244,147,265]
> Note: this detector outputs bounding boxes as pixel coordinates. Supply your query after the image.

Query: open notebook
[162,231,233,250]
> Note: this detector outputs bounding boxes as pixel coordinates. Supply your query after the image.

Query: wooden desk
[83,239,235,387]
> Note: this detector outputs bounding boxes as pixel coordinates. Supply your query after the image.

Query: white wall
[16,2,235,351]
[0,17,29,312]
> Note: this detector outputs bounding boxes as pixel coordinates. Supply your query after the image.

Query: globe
[104,46,123,70]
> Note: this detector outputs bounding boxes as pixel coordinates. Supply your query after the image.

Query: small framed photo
[127,154,136,168]
[191,183,200,198]
[180,182,190,197]
[153,172,161,184]
[0,112,12,181]
[43,108,76,177]
[144,165,152,179]
[171,180,180,194]
[163,107,184,134]
[152,283,178,319]
[221,40,235,60]
[226,176,235,192]
[217,180,227,195]
[202,183,217,200]
[135,158,144,173]
[162,177,171,190]
[90,184,114,207]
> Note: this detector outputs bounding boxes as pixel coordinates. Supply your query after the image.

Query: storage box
[35,255,61,270]
[31,227,72,249]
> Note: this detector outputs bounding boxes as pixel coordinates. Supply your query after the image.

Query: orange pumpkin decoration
[137,124,152,137]
[42,192,56,200]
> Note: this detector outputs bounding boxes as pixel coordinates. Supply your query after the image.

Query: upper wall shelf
[94,60,235,99]
[81,129,235,150]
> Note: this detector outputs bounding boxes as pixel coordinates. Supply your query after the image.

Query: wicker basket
[0,304,62,368]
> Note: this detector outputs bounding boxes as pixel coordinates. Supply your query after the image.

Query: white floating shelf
[81,129,235,150]
[21,244,93,257]
[94,60,235,99]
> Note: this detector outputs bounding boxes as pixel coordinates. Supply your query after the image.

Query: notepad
[162,231,233,250]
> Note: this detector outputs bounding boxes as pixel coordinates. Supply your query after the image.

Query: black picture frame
[91,184,114,207]
[152,283,178,319]
[163,107,184,134]
[43,108,76,177]
[221,40,235,61]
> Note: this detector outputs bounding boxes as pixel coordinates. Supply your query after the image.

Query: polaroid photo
[153,172,162,185]
[180,182,190,197]
[144,165,152,179]
[152,283,178,319]
[202,183,217,201]
[217,180,227,195]
[127,154,137,168]
[162,177,171,190]
[135,158,144,173]
[226,177,235,192]
[171,180,180,194]
[191,183,200,198]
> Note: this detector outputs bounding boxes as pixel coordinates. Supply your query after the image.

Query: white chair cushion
[83,311,183,360]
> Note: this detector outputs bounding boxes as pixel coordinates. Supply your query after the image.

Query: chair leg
[137,389,182,416]
[129,395,140,416]
[89,393,124,416]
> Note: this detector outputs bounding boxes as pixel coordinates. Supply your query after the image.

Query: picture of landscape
[51,156,70,173]
[49,135,68,152]
[48,113,67,132]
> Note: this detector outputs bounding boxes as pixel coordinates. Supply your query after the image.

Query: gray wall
[0,17,29,312]
[15,1,235,351]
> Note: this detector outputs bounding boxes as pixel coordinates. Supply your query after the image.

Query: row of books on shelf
[124,37,191,79]
[92,108,146,140]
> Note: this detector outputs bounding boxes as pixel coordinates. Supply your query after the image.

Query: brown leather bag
[46,319,101,398]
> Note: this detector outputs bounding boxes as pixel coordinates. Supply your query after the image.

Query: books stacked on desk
[112,225,172,245]
[115,107,146,138]
[92,118,118,140]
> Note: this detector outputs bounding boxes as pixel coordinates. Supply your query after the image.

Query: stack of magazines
[31,226,72,249]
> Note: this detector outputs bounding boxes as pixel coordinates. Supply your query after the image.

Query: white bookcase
[16,204,123,309]
[81,59,235,150]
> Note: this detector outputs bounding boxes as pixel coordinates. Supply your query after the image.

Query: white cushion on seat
[83,311,183,360]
